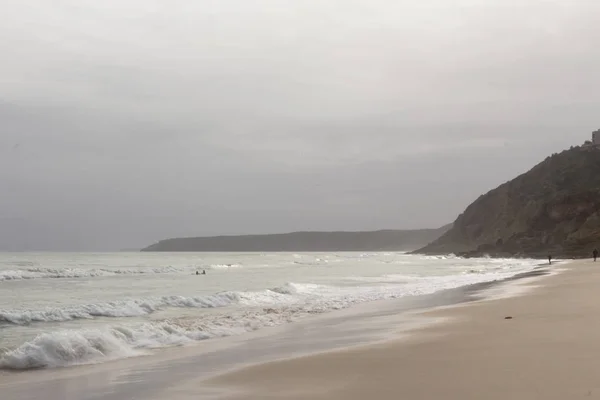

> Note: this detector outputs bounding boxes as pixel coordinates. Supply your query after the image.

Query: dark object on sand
[594,249,598,262]
[505,316,513,320]
[548,255,552,265]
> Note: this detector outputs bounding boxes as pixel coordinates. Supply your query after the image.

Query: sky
[0,0,599,251]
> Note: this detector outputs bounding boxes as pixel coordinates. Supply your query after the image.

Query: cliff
[141,225,451,252]
[417,146,600,258]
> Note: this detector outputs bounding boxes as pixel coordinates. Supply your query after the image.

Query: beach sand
[203,261,600,400]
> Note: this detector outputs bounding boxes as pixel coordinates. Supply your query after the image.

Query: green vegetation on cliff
[417,146,600,258]
[142,225,451,252]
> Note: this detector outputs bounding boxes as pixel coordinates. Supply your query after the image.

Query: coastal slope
[141,225,451,252]
[417,146,600,258]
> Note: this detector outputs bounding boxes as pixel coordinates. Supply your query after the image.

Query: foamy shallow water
[0,252,540,370]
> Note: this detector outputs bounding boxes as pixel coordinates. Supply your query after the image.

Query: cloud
[0,0,598,249]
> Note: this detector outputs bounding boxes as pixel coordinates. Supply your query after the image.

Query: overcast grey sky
[0,0,598,251]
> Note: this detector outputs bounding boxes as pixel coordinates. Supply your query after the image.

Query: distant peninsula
[417,141,600,259]
[141,225,451,252]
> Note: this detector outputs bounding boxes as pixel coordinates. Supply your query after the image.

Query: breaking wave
[208,264,242,269]
[0,290,294,325]
[0,306,314,370]
[0,264,243,281]
[0,257,541,370]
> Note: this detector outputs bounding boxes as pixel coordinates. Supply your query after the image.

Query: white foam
[0,266,185,281]
[208,264,242,269]
[0,255,543,370]
[0,263,538,326]
[343,274,418,283]
[1,262,540,327]
[0,264,534,370]
[0,263,247,281]
[0,329,141,370]
[270,282,326,295]
[0,293,243,325]
[0,308,315,370]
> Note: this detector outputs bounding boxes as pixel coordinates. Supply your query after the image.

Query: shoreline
[195,265,557,391]
[203,261,587,400]
[0,257,541,371]
[0,260,555,400]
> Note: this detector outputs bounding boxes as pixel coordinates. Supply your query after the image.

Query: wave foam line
[0,262,541,370]
[0,306,314,370]
[0,264,244,281]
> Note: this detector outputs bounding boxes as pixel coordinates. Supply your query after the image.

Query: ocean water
[0,252,540,371]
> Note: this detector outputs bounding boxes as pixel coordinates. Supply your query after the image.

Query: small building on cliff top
[583,130,600,147]
[593,130,600,145]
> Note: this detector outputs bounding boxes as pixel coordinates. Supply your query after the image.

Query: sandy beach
[202,260,600,400]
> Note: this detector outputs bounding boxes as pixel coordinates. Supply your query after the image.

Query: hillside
[417,146,600,258]
[141,225,451,252]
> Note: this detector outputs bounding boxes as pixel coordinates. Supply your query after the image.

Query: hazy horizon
[2,1,598,251]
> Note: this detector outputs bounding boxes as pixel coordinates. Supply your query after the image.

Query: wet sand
[204,261,600,400]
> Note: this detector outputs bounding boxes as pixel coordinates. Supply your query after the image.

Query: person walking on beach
[548,254,552,265]
[593,249,598,262]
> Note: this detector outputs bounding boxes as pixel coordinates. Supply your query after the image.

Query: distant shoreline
[141,226,451,252]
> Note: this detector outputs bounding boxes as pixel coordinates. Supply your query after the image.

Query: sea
[0,252,541,372]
